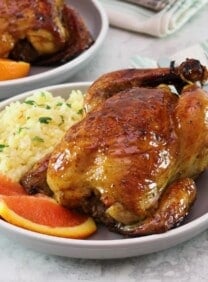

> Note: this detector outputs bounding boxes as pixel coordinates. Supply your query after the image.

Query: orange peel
[0,195,97,239]
[0,58,30,81]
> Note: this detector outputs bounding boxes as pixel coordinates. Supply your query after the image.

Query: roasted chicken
[21,59,208,236]
[0,0,93,65]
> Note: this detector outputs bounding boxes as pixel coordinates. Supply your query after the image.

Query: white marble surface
[1,4,208,282]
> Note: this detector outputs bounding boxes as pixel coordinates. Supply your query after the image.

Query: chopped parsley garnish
[24,100,36,106]
[0,144,9,152]
[24,99,51,109]
[77,109,83,115]
[40,92,46,97]
[66,103,71,108]
[17,127,29,134]
[56,102,63,107]
[32,136,44,142]
[58,115,64,126]
[39,117,52,124]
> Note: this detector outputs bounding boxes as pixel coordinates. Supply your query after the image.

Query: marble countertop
[1,4,208,282]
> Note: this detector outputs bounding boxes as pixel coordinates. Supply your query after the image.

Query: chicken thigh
[21,59,208,236]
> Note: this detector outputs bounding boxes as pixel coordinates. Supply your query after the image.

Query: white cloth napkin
[99,0,208,37]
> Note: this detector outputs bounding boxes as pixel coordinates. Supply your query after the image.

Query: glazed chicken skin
[0,0,93,65]
[21,59,208,236]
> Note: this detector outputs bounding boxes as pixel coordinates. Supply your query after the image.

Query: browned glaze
[118,178,197,236]
[0,0,93,65]
[85,59,208,112]
[21,59,208,236]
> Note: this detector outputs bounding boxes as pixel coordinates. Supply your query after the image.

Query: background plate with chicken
[0,0,108,99]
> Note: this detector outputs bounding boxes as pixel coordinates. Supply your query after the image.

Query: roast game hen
[0,0,93,65]
[21,59,208,236]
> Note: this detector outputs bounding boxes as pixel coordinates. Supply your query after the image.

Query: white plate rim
[0,82,208,259]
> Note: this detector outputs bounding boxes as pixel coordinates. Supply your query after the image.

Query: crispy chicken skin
[0,0,93,65]
[21,59,208,236]
[21,154,53,196]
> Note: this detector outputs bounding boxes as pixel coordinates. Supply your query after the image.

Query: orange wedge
[0,174,27,196]
[0,195,96,239]
[0,58,30,81]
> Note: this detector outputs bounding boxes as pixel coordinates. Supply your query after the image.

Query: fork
[119,0,172,11]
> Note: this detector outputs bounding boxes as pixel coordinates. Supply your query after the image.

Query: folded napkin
[99,0,208,37]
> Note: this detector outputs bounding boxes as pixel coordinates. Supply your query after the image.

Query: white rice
[0,89,84,181]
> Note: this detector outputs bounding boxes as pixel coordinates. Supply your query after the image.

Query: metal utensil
[119,0,171,11]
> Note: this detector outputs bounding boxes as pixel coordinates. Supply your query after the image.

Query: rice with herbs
[0,89,84,182]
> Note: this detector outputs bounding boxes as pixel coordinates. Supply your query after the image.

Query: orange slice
[0,58,30,81]
[0,195,97,239]
[0,174,27,196]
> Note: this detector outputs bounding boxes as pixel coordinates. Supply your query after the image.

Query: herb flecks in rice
[0,89,84,181]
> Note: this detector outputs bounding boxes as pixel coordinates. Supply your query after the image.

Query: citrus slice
[0,174,26,196]
[0,58,30,81]
[0,195,97,239]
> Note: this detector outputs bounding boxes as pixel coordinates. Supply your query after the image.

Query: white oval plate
[0,0,108,99]
[0,82,208,260]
